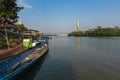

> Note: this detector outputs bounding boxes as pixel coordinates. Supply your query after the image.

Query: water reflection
[17,37,120,80]
[76,37,80,49]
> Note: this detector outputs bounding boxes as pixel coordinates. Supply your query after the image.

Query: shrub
[9,38,18,48]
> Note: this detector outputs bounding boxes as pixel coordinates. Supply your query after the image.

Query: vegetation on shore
[0,0,23,23]
[68,26,120,37]
[17,23,28,32]
[0,0,24,49]
[0,38,20,49]
[0,0,39,49]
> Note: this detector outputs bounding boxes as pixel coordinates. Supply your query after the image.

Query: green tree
[68,31,83,36]
[0,0,23,23]
[68,26,120,37]
[17,23,28,32]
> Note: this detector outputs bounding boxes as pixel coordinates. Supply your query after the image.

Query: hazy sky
[17,0,120,33]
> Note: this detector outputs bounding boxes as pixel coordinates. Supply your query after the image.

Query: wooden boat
[0,40,48,80]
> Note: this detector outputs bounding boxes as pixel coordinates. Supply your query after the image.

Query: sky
[17,0,120,33]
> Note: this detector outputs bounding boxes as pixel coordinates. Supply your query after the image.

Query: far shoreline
[68,26,120,37]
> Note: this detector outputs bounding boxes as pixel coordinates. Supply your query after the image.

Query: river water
[18,36,120,80]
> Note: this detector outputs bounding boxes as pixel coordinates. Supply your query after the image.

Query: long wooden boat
[0,40,48,80]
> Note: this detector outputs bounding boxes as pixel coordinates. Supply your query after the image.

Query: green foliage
[68,31,83,36]
[0,41,3,48]
[0,38,19,48]
[35,33,40,39]
[68,26,120,37]
[9,38,18,47]
[9,38,15,43]
[0,0,23,23]
[17,24,28,32]
[0,40,7,49]
[0,0,24,48]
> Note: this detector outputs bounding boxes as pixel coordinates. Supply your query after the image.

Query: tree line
[0,0,23,23]
[68,26,120,37]
[0,0,25,49]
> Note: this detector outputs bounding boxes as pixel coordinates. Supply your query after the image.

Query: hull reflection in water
[18,51,49,80]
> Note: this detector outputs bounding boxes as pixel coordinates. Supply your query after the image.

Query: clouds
[17,0,32,8]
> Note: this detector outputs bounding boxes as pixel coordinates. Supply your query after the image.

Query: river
[18,36,120,80]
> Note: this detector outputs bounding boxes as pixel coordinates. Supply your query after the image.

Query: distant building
[76,21,80,32]
[23,29,40,40]
[0,17,21,41]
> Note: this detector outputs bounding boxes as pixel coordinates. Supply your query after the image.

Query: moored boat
[0,39,48,80]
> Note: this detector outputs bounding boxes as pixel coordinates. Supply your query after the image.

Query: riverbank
[0,43,27,60]
[68,26,120,37]
[0,43,21,53]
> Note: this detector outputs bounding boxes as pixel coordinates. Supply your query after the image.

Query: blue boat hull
[0,40,48,80]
